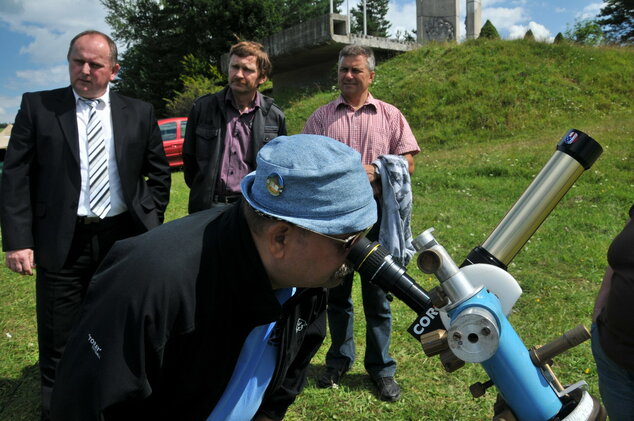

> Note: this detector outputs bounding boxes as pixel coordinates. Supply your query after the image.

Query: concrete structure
[466,0,482,40]
[260,2,482,92]
[416,0,482,43]
[417,0,460,43]
[261,14,416,91]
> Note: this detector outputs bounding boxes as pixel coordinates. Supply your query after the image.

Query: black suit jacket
[0,86,171,271]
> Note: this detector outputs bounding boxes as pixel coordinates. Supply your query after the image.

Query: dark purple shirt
[215,90,261,195]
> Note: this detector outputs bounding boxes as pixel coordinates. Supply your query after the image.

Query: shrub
[479,19,501,40]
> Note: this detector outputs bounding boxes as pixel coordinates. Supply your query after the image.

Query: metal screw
[481,327,491,336]
[452,332,462,341]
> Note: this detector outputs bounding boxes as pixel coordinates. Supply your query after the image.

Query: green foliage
[101,0,340,116]
[554,32,566,44]
[392,29,416,42]
[479,19,500,40]
[565,19,605,46]
[524,29,535,41]
[282,0,343,27]
[350,0,391,37]
[164,55,225,117]
[598,0,634,44]
[282,40,634,150]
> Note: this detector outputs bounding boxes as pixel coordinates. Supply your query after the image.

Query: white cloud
[482,7,529,32]
[14,65,69,89]
[508,21,553,42]
[577,2,604,20]
[0,95,23,124]
[0,0,111,65]
[387,1,417,36]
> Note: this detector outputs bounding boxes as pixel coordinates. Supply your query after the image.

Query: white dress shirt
[74,87,127,217]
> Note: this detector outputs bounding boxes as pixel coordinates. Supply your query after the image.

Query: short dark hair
[242,201,279,234]
[338,44,375,71]
[229,41,273,79]
[67,30,118,68]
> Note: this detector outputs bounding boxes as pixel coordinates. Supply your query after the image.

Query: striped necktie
[81,98,111,219]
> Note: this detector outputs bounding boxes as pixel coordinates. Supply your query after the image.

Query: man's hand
[5,249,35,275]
[364,164,382,198]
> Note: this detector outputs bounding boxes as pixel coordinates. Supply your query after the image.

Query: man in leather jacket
[183,41,286,214]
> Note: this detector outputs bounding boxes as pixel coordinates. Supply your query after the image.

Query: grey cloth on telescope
[374,154,416,266]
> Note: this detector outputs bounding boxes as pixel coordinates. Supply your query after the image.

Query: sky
[0,0,606,124]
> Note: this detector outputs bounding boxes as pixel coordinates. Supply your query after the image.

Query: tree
[282,0,343,28]
[101,0,338,116]
[350,0,391,37]
[392,29,416,42]
[524,29,535,41]
[553,32,566,44]
[598,0,634,43]
[564,19,605,46]
[479,20,500,39]
[164,54,225,117]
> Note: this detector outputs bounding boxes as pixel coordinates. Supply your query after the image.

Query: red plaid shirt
[302,93,419,164]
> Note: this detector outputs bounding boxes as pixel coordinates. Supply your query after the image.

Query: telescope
[348,129,606,420]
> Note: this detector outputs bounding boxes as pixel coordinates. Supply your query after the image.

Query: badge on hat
[266,173,284,196]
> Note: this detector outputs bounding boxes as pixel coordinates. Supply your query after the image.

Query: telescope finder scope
[463,129,602,269]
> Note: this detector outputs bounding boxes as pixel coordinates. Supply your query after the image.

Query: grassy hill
[276,39,634,420]
[1,39,632,420]
[279,39,633,144]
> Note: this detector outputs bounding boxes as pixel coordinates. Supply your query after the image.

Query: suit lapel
[57,86,80,165]
[110,92,127,167]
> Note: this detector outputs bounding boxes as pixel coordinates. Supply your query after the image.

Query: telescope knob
[530,324,590,367]
[470,379,494,398]
[439,349,465,373]
[420,329,448,357]
[429,286,449,308]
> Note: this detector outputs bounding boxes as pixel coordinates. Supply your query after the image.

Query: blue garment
[325,267,395,378]
[373,155,415,266]
[591,323,634,421]
[207,288,295,421]
[325,155,414,379]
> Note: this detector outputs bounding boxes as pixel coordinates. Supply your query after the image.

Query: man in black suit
[0,30,171,419]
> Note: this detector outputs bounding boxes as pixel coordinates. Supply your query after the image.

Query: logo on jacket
[296,318,308,333]
[88,333,102,359]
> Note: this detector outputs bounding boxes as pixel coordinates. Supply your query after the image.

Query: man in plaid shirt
[303,44,420,402]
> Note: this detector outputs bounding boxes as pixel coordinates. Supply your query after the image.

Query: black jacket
[50,201,327,420]
[183,87,287,213]
[0,87,171,271]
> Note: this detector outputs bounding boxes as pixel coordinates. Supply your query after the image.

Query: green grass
[1,39,633,419]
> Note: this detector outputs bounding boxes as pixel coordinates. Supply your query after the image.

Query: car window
[180,121,187,138]
[160,122,177,141]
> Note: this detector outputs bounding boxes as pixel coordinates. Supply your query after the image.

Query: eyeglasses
[302,225,373,250]
[252,208,372,250]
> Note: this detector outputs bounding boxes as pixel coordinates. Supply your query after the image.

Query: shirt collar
[73,85,111,107]
[335,92,377,111]
[225,88,261,112]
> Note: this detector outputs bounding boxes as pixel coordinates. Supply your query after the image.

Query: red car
[158,117,187,168]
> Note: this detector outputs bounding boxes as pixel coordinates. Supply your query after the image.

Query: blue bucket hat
[241,134,377,235]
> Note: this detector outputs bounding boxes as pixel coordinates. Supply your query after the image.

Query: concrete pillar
[416,0,460,43]
[466,0,482,40]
